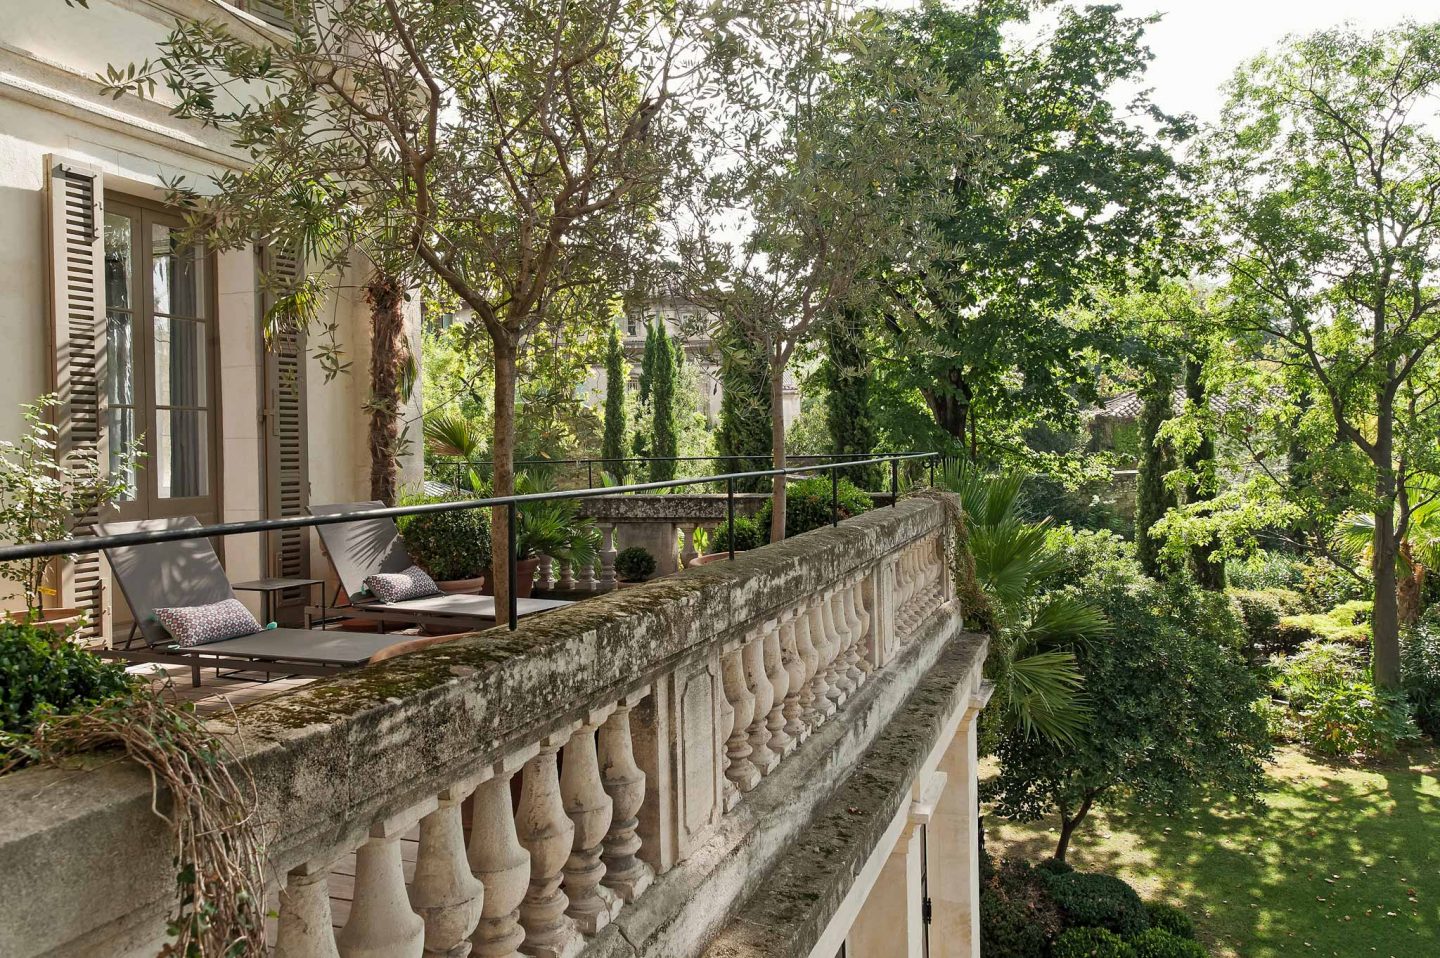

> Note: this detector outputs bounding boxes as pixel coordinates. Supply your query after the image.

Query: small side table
[232,577,324,625]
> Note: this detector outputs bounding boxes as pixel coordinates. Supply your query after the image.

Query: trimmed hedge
[979,855,1064,958]
[1053,927,1135,958]
[1046,872,1151,938]
[707,516,764,554]
[615,546,657,582]
[1144,902,1195,940]
[1130,928,1207,958]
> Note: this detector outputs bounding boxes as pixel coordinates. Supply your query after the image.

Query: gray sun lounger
[308,501,572,628]
[96,517,417,685]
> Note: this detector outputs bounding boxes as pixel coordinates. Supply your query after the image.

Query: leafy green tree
[601,326,629,483]
[1201,21,1440,686]
[715,322,774,491]
[650,326,679,481]
[866,1,1193,463]
[1182,352,1225,590]
[986,570,1271,861]
[822,315,879,487]
[1135,369,1178,579]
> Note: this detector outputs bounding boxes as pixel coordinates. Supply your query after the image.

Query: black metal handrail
[429,452,899,491]
[0,452,939,631]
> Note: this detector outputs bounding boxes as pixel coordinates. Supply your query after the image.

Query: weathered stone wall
[0,498,978,958]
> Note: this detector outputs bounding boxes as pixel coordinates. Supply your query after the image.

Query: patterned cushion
[363,565,441,604]
[154,598,262,648]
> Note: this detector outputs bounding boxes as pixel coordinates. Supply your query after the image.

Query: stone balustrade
[0,498,981,958]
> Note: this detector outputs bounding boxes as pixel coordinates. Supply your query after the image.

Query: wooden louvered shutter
[260,243,310,623]
[45,158,109,641]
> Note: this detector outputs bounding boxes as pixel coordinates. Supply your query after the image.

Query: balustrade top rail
[0,452,940,630]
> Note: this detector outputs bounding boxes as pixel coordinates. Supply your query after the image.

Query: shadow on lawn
[983,747,1440,957]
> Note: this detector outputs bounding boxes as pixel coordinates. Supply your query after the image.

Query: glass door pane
[103,210,138,499]
[150,223,210,500]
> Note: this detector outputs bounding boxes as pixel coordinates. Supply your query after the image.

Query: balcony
[0,497,988,958]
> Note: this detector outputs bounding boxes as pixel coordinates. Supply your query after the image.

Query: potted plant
[616,546,658,583]
[695,516,764,566]
[515,471,601,596]
[0,395,139,636]
[397,493,492,593]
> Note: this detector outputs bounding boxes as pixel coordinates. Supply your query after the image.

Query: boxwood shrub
[707,516,764,554]
[1144,902,1195,940]
[978,854,1064,958]
[755,476,873,540]
[1130,928,1207,958]
[615,546,658,582]
[1046,872,1150,938]
[1052,926,1135,958]
[0,622,135,763]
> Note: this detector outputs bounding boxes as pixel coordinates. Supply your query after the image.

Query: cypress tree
[716,322,773,492]
[1184,353,1225,590]
[601,325,628,483]
[1135,368,1178,579]
[650,326,679,481]
[822,315,878,488]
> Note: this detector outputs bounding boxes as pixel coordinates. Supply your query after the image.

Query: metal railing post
[929,456,936,488]
[891,459,899,505]
[507,501,519,631]
[727,476,736,561]
[831,468,839,527]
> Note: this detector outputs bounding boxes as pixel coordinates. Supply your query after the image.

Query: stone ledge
[580,606,986,957]
[699,631,986,958]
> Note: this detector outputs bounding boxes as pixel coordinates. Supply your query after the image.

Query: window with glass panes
[102,199,219,522]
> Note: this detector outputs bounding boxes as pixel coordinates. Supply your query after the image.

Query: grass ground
[982,746,1440,958]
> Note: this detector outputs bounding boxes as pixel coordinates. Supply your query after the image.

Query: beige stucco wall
[0,0,422,615]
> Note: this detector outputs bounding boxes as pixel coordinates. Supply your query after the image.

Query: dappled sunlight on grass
[983,747,1440,957]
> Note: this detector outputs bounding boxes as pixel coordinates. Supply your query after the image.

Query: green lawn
[982,747,1440,958]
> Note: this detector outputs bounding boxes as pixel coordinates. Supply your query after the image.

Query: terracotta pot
[436,574,487,595]
[515,558,539,598]
[690,552,743,567]
[6,607,84,637]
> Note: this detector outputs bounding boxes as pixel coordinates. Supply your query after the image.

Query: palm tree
[939,465,1108,744]
[1339,479,1440,626]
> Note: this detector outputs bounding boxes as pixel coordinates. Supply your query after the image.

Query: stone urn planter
[437,573,487,595]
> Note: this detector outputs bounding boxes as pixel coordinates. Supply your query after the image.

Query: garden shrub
[1293,680,1417,758]
[1271,641,1368,707]
[1144,903,1196,940]
[979,854,1064,958]
[1052,926,1135,958]
[1046,872,1150,938]
[1276,601,1371,647]
[1296,560,1372,613]
[1129,928,1206,958]
[707,515,764,554]
[1037,857,1076,876]
[1228,549,1307,592]
[398,495,492,581]
[1401,614,1440,739]
[1229,587,1307,654]
[1038,527,1145,594]
[0,622,135,756]
[615,547,657,582]
[755,476,872,539]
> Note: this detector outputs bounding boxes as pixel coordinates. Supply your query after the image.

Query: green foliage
[649,325,679,482]
[1046,872,1150,938]
[714,322,773,491]
[820,318,879,487]
[1129,929,1206,958]
[1228,588,1307,655]
[514,472,600,566]
[1134,371,1177,579]
[0,395,140,615]
[639,321,659,405]
[979,854,1065,958]
[1144,903,1195,941]
[1227,551,1306,592]
[615,547,657,583]
[1016,474,1127,535]
[755,476,872,540]
[987,566,1271,859]
[1401,612,1440,738]
[397,496,492,581]
[1276,601,1371,647]
[707,516,764,555]
[1052,927,1135,958]
[0,623,135,753]
[601,326,629,483]
[1270,641,1418,757]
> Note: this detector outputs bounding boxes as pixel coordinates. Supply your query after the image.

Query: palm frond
[423,410,485,459]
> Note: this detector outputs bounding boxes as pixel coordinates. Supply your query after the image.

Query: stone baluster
[599,525,618,591]
[742,627,778,775]
[679,524,699,568]
[537,556,555,592]
[824,589,855,706]
[721,643,761,792]
[841,577,866,691]
[791,600,820,739]
[410,786,485,958]
[275,861,341,958]
[779,608,810,746]
[561,709,620,935]
[763,615,794,759]
[807,600,837,724]
[469,767,532,958]
[337,811,427,958]
[717,664,740,811]
[853,575,875,676]
[577,556,597,592]
[598,696,655,901]
[556,558,576,592]
[517,733,584,958]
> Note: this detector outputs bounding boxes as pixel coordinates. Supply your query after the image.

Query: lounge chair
[308,501,571,629]
[96,517,440,686]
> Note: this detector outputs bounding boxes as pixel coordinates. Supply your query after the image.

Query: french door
[101,198,220,526]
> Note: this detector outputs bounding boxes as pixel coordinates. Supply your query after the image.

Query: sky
[1113,0,1437,122]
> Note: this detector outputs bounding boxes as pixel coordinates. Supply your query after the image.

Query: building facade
[0,0,422,635]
